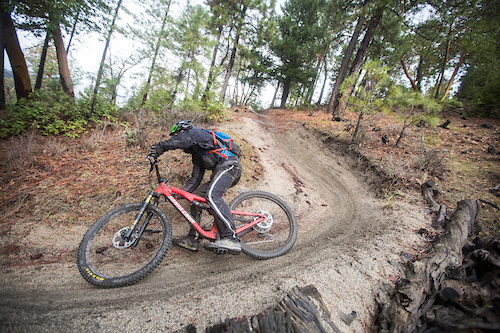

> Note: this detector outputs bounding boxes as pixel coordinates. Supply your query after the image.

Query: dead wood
[421,180,440,214]
[435,205,447,230]
[438,120,450,129]
[205,285,341,333]
[374,199,480,333]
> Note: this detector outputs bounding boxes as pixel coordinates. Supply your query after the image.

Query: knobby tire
[230,191,298,259]
[77,203,172,288]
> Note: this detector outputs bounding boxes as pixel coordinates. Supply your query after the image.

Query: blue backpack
[205,130,241,159]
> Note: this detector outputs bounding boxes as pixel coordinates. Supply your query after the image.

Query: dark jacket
[156,126,240,192]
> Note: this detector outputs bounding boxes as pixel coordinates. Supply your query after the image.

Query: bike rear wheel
[230,191,297,259]
[77,203,172,287]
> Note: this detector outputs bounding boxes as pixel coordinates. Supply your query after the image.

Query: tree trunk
[306,56,322,105]
[1,9,32,101]
[1,12,6,109]
[141,1,171,106]
[334,6,384,117]
[270,81,279,108]
[327,16,364,117]
[202,27,222,105]
[400,59,420,92]
[66,8,81,54]
[351,110,364,143]
[220,5,248,101]
[280,78,291,108]
[35,33,50,90]
[52,25,74,97]
[316,57,328,105]
[416,55,424,91]
[435,39,451,99]
[440,52,467,102]
[220,32,241,101]
[395,107,415,147]
[91,0,123,112]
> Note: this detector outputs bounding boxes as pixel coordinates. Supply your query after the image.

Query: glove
[149,144,160,158]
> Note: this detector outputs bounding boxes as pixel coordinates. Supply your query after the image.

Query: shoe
[204,238,241,255]
[172,236,199,251]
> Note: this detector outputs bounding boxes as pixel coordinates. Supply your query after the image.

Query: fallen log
[204,285,341,333]
[374,199,480,332]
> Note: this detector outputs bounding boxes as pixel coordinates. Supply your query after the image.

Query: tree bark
[435,39,451,99]
[66,8,81,54]
[280,78,291,108]
[440,52,467,102]
[1,9,32,101]
[316,57,328,105]
[141,1,171,106]
[1,11,6,109]
[327,16,364,117]
[206,285,341,333]
[202,26,222,105]
[270,81,279,108]
[334,6,384,117]
[220,4,248,101]
[91,0,123,112]
[220,31,241,101]
[306,56,322,105]
[395,107,416,147]
[375,199,480,333]
[416,56,424,91]
[35,33,50,90]
[52,25,74,97]
[351,110,364,143]
[400,59,420,92]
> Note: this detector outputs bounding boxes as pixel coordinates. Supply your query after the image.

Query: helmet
[170,120,193,136]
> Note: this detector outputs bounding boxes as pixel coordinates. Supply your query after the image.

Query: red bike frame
[153,182,265,240]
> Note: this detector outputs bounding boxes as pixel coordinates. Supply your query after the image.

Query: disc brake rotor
[253,210,273,233]
[112,227,135,249]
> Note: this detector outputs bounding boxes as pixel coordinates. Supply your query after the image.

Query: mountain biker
[149,120,242,254]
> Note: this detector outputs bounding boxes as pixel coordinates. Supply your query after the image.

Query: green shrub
[0,89,121,138]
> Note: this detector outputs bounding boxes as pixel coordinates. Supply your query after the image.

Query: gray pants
[189,162,242,239]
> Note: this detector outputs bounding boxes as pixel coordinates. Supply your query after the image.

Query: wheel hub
[253,210,273,233]
[112,227,135,249]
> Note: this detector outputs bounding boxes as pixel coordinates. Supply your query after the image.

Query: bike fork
[124,191,159,247]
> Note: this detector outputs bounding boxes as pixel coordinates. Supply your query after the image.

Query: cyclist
[149,120,242,254]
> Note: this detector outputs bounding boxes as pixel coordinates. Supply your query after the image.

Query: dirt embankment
[0,111,430,332]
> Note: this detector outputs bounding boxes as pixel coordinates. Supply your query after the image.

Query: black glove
[149,144,160,158]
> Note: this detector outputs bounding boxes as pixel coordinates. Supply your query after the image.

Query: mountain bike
[77,155,298,288]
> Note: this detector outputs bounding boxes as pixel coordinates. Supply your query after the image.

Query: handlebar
[146,154,162,184]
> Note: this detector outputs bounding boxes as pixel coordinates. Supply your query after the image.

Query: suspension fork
[124,191,158,243]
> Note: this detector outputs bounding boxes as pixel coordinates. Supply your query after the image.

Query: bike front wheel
[230,191,298,260]
[77,203,172,288]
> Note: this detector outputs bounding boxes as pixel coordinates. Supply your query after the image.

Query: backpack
[205,130,241,159]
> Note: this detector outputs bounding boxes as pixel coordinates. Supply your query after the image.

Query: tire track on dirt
[0,112,429,332]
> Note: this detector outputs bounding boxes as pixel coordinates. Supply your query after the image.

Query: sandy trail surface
[0,111,429,332]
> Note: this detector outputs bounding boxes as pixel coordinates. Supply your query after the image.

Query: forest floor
[0,106,498,332]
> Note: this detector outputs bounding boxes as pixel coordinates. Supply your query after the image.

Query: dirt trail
[0,112,429,332]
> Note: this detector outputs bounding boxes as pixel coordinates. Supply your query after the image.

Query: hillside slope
[1,110,435,332]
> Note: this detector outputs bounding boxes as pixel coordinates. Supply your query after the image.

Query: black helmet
[170,120,193,136]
